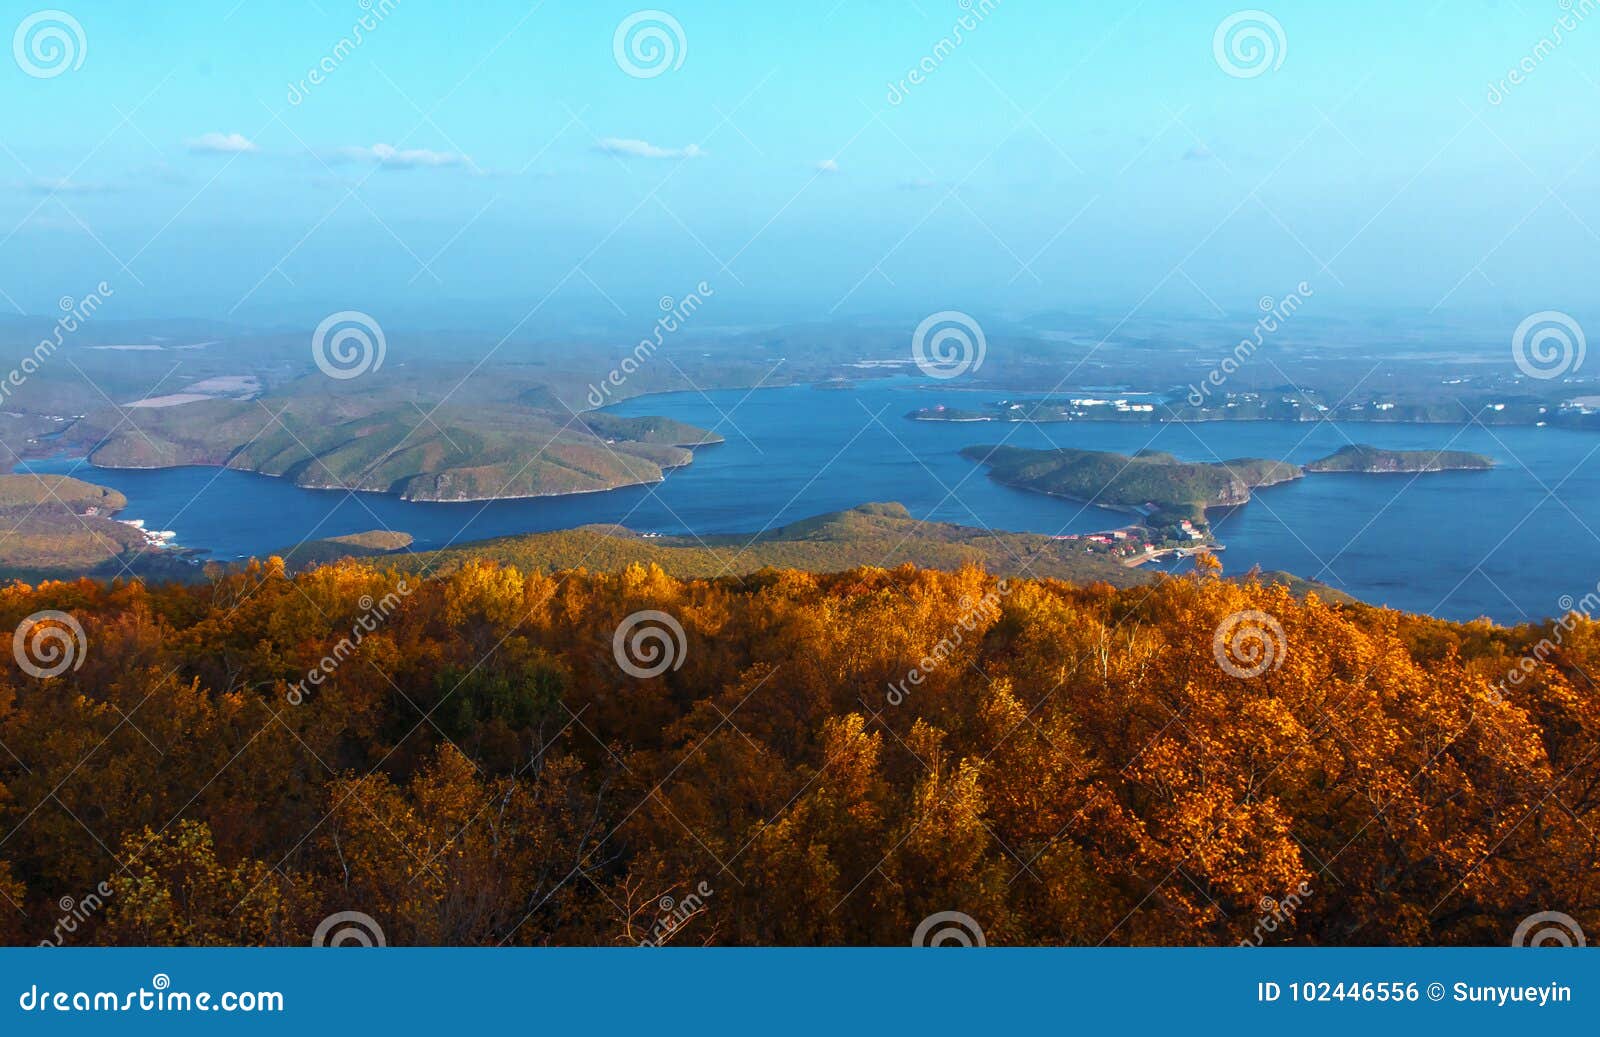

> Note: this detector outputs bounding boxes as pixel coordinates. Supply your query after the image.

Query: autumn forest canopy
[0,557,1597,947]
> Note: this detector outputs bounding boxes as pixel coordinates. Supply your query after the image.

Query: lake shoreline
[16,384,1594,624]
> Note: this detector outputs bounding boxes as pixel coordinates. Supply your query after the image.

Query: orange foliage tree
[0,558,1594,945]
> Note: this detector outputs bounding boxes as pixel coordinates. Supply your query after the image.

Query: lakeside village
[74,494,176,548]
[1050,517,1212,568]
[111,516,179,549]
[913,389,1600,425]
[74,499,181,551]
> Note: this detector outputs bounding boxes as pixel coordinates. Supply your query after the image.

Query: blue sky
[3,0,1598,329]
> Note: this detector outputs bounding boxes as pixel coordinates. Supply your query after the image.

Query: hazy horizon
[5,1,1598,332]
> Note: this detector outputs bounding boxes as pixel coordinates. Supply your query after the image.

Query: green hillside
[273,530,415,571]
[1305,445,1494,473]
[394,502,1150,587]
[962,444,1302,523]
[0,474,177,580]
[0,473,126,512]
[73,374,722,503]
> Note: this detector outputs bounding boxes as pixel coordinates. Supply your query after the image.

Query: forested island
[960,443,1494,548]
[961,444,1302,526]
[1304,445,1495,473]
[75,397,722,503]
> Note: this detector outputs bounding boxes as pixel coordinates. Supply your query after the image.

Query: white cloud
[19,213,90,233]
[17,176,116,195]
[596,138,704,160]
[14,165,185,195]
[187,132,259,155]
[333,143,470,169]
[1182,144,1214,161]
[814,158,840,174]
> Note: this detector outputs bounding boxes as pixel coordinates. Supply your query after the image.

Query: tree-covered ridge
[57,366,724,504]
[0,474,162,582]
[578,413,724,446]
[1304,445,1495,473]
[393,503,1147,587]
[270,530,415,571]
[82,395,719,502]
[0,559,1594,946]
[0,474,125,511]
[962,444,1302,523]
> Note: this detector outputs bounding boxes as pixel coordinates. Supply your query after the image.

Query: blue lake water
[25,381,1600,624]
